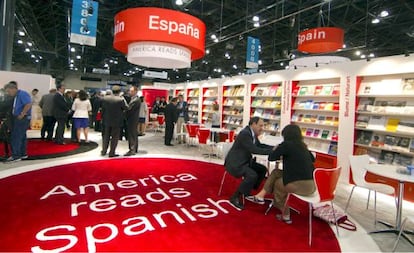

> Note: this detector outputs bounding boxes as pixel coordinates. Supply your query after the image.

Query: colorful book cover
[325,116,334,125]
[303,114,312,123]
[410,138,414,152]
[314,85,323,95]
[370,134,385,147]
[313,129,321,138]
[321,129,330,139]
[292,86,300,96]
[328,142,338,155]
[367,116,386,130]
[298,86,308,96]
[330,131,338,141]
[318,102,326,110]
[379,150,396,165]
[321,85,333,95]
[324,102,334,110]
[312,102,320,110]
[333,102,340,111]
[357,98,375,112]
[311,115,318,123]
[317,115,326,124]
[356,115,369,128]
[397,137,411,149]
[304,100,314,109]
[331,85,340,95]
[384,135,399,146]
[305,128,314,136]
[393,154,413,166]
[385,118,400,132]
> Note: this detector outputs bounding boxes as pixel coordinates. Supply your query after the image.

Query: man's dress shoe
[229,196,244,210]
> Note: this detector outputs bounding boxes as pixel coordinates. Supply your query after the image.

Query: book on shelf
[402,78,414,94]
[303,114,312,123]
[324,102,334,111]
[354,146,368,155]
[263,109,273,119]
[356,130,373,145]
[359,83,372,94]
[314,85,323,95]
[317,115,326,124]
[357,97,375,112]
[331,85,340,96]
[379,150,396,165]
[253,108,263,117]
[397,120,414,133]
[384,135,400,147]
[328,142,338,155]
[300,127,307,136]
[385,118,400,132]
[305,128,314,137]
[397,137,411,149]
[410,138,414,152]
[270,100,281,108]
[291,113,298,122]
[318,102,326,110]
[297,114,304,122]
[313,129,321,138]
[332,117,339,126]
[292,86,300,96]
[298,86,308,96]
[312,102,320,110]
[304,100,314,109]
[393,154,413,166]
[310,114,318,123]
[356,115,370,128]
[321,129,330,139]
[370,134,385,147]
[367,116,386,130]
[321,85,333,95]
[325,116,334,125]
[330,130,338,141]
[333,103,340,111]
[269,85,279,96]
[263,98,272,107]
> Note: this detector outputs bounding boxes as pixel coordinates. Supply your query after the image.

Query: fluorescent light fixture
[76,55,81,59]
[27,42,33,47]
[17,40,23,44]
[71,47,76,52]
[18,31,25,36]
[24,48,30,52]
[253,22,260,27]
[252,16,259,22]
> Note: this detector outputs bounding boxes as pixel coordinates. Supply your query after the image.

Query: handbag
[313,204,357,231]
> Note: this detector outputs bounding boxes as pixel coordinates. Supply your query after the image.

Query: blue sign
[246,36,260,69]
[70,0,99,46]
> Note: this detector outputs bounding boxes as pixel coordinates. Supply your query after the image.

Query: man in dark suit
[164,97,178,146]
[53,83,70,144]
[100,85,128,157]
[176,94,189,143]
[224,116,274,210]
[124,85,141,156]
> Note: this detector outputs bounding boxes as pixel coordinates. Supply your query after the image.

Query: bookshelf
[354,74,414,200]
[201,86,218,124]
[291,78,341,166]
[186,87,200,123]
[250,82,282,134]
[222,84,245,130]
[174,88,185,97]
[354,75,414,165]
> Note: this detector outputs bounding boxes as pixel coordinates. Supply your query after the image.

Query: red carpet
[0,158,340,252]
[0,138,98,160]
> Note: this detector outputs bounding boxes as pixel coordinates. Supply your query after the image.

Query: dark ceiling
[11,0,414,84]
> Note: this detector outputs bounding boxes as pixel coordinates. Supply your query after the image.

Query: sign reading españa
[113,7,206,69]
[297,27,344,54]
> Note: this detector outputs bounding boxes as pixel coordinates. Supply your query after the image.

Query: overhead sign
[297,27,344,53]
[70,0,99,46]
[246,36,260,69]
[143,70,168,79]
[113,7,206,69]
[92,68,110,75]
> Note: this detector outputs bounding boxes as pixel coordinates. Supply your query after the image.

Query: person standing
[4,81,32,162]
[151,96,161,114]
[158,96,167,115]
[175,94,189,143]
[30,88,42,129]
[164,97,178,146]
[138,96,148,136]
[53,83,70,145]
[224,117,274,210]
[100,85,128,157]
[71,90,92,143]
[39,88,56,140]
[124,86,140,156]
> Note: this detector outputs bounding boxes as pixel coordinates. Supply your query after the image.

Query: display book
[201,87,218,122]
[187,88,199,121]
[354,77,414,166]
[250,83,281,127]
[291,82,340,156]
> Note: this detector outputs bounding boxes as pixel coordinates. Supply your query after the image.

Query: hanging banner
[246,36,260,69]
[297,27,344,53]
[70,0,99,46]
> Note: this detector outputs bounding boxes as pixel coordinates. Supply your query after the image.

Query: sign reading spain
[297,27,344,54]
[113,8,206,69]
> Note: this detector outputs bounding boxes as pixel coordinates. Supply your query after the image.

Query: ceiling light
[175,0,183,6]
[35,59,39,63]
[213,38,219,43]
[27,42,33,47]
[104,63,109,67]
[355,50,361,56]
[253,22,260,27]
[232,64,237,69]
[24,48,30,52]
[76,55,81,59]
[285,66,289,70]
[206,49,210,54]
[70,59,74,63]
[371,18,380,24]
[109,59,113,63]
[71,47,76,52]
[360,54,366,59]
[369,53,375,58]
[258,60,263,65]
[342,44,346,48]
[224,52,230,58]
[114,60,118,64]
[280,62,284,66]
[252,16,259,22]
[17,40,23,44]
[31,54,35,58]
[70,63,74,67]
[380,10,389,18]
[38,56,42,59]
[210,34,217,40]
[18,31,25,36]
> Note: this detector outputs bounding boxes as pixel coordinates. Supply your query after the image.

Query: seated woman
[249,124,316,223]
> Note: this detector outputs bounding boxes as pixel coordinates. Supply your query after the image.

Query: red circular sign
[297,27,344,53]
[113,7,206,61]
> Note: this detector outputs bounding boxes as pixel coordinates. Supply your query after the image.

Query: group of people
[224,117,316,223]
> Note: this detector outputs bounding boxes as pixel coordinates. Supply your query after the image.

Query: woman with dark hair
[71,90,92,143]
[248,124,315,223]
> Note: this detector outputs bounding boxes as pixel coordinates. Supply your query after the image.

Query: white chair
[392,215,414,252]
[345,154,396,225]
[217,142,234,196]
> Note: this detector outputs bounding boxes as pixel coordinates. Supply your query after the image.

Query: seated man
[224,116,274,210]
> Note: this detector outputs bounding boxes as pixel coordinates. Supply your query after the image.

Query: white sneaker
[5,157,22,163]
[245,195,265,205]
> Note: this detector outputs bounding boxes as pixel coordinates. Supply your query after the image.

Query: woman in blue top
[249,124,316,223]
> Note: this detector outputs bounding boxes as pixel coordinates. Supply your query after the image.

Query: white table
[365,164,414,244]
